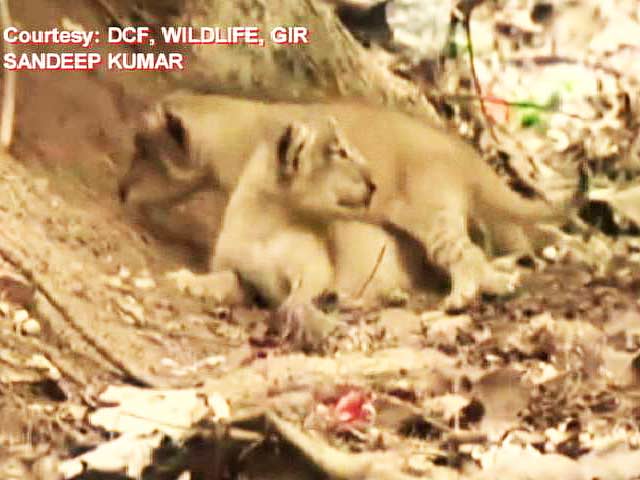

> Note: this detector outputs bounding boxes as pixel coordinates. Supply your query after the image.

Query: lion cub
[120,93,575,309]
[212,116,375,346]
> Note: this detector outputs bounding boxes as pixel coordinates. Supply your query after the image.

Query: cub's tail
[475,162,589,225]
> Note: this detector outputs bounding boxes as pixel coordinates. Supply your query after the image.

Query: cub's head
[275,116,376,218]
[118,104,207,208]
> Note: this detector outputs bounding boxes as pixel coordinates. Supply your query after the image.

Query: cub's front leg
[165,268,247,305]
[394,206,519,310]
[271,241,340,350]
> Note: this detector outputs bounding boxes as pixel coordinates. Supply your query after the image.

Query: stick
[0,0,16,150]
[440,93,594,121]
[355,243,386,299]
[459,2,498,143]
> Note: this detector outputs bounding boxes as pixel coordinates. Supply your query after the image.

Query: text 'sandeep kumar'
[2,26,310,71]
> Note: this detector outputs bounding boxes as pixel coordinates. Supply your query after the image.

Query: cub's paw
[443,280,479,312]
[272,301,339,352]
[444,263,519,311]
[480,266,520,297]
[166,269,247,305]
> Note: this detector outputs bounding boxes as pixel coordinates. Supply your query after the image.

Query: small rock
[12,309,29,324]
[133,276,156,290]
[26,354,61,381]
[116,296,145,325]
[118,266,131,279]
[21,318,41,336]
[542,245,559,261]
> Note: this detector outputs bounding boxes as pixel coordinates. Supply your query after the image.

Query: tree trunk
[168,0,439,121]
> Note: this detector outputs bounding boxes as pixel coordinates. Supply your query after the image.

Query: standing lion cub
[120,93,576,309]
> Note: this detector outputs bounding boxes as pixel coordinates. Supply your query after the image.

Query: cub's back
[276,103,488,214]
[158,94,491,204]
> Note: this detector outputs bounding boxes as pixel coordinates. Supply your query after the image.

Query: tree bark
[170,0,440,122]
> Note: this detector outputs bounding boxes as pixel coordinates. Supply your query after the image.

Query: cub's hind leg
[396,207,519,310]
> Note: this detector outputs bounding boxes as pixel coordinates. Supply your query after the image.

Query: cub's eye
[330,144,348,158]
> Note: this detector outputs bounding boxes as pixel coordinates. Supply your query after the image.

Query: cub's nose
[365,179,377,206]
[118,183,130,203]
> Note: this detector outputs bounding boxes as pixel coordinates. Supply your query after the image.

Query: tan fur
[120,93,571,309]
[214,117,374,301]
[212,116,375,346]
[329,221,442,303]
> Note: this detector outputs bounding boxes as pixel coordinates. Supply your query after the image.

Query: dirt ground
[2,1,640,479]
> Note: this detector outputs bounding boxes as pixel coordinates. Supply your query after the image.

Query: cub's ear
[321,116,340,142]
[325,116,339,132]
[277,122,311,182]
[139,104,166,133]
[164,112,188,150]
[325,115,347,147]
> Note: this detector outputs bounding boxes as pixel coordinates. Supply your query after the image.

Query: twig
[0,0,16,150]
[355,243,386,299]
[459,1,498,143]
[440,93,595,121]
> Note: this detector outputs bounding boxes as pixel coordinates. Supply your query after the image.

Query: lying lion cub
[215,116,375,346]
[120,93,574,309]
